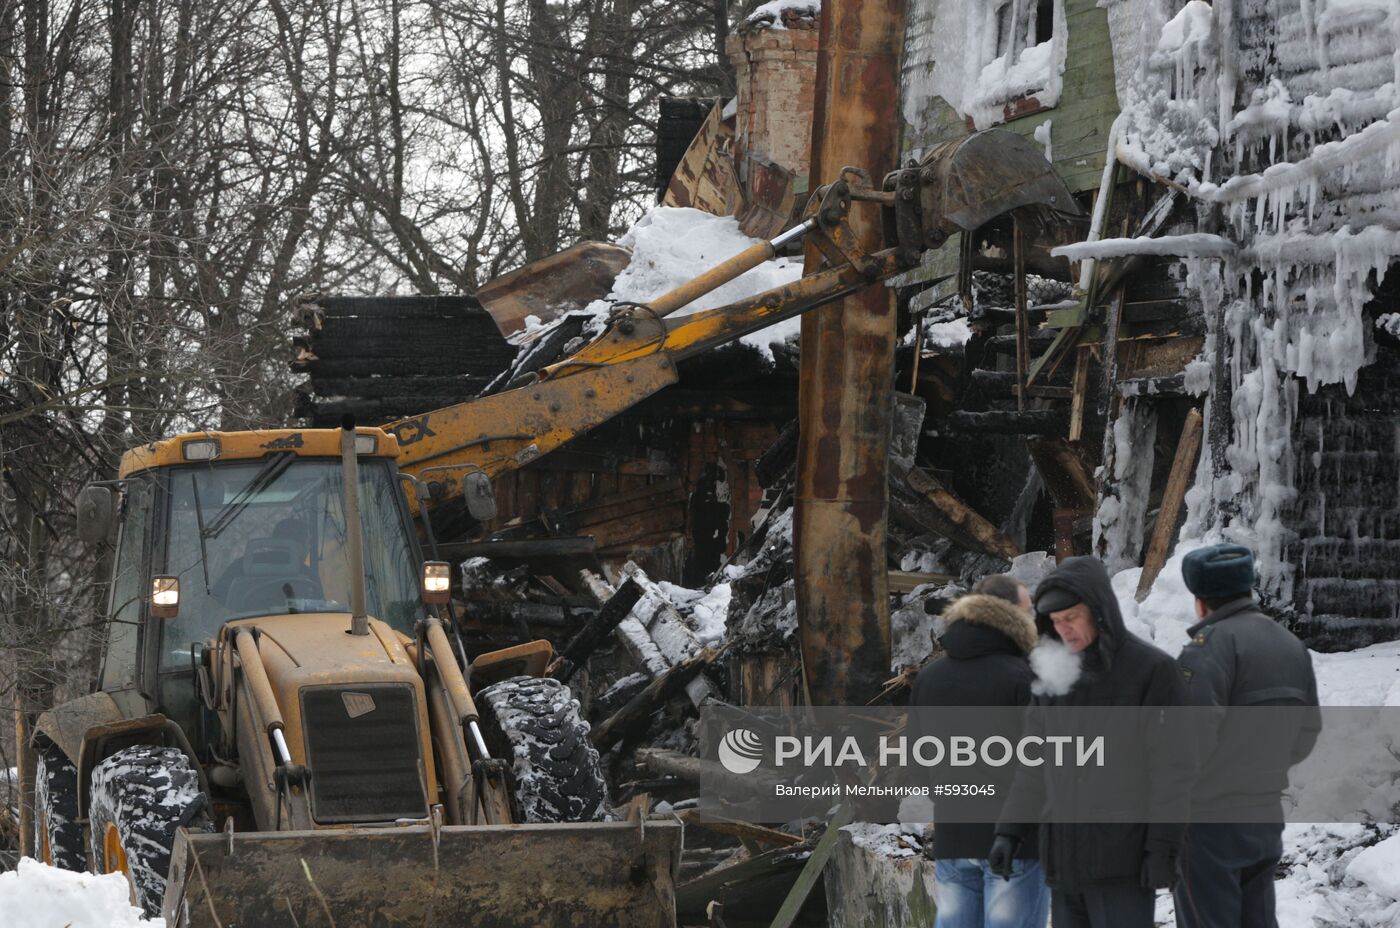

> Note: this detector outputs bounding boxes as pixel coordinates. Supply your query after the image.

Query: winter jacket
[1176,596,1320,820]
[995,556,1194,892]
[911,593,1039,860]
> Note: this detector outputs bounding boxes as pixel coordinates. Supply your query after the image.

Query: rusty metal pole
[793,0,904,705]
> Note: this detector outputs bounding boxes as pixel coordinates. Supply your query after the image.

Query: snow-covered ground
[0,859,160,927]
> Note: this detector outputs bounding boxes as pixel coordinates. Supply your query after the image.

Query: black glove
[988,835,1019,880]
[1140,849,1178,890]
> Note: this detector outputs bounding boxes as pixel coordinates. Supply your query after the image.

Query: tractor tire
[89,745,212,916]
[34,743,85,871]
[477,675,610,823]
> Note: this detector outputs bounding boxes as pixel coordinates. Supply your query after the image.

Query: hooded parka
[995,557,1194,892]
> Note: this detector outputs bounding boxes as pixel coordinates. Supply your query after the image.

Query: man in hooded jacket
[913,574,1049,928]
[991,556,1194,928]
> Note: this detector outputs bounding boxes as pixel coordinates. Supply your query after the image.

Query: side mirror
[76,485,116,544]
[463,472,497,522]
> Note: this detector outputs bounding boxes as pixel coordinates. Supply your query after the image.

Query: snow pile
[1028,638,1082,697]
[1113,539,1208,655]
[582,208,804,362]
[1345,832,1400,900]
[0,859,161,927]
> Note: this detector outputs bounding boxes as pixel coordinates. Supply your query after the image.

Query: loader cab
[93,429,427,743]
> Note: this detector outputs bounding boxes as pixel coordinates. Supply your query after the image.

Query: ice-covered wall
[1106,0,1400,620]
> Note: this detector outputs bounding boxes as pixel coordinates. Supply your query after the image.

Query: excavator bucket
[162,819,682,927]
[917,129,1085,241]
[477,241,632,339]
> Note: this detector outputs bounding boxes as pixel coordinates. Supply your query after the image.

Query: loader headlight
[422,561,451,605]
[354,433,378,455]
[151,576,181,618]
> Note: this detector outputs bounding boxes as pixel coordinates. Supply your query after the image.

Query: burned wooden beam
[1117,373,1188,397]
[676,810,804,848]
[1138,408,1203,599]
[968,370,1072,399]
[459,600,591,629]
[890,467,1021,559]
[943,409,1066,435]
[438,537,598,560]
[984,333,1056,355]
[1028,439,1096,510]
[553,578,644,684]
[592,649,720,753]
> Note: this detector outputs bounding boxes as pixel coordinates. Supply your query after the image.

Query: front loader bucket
[477,241,632,339]
[163,820,682,928]
[918,129,1085,239]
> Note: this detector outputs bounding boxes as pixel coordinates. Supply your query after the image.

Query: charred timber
[591,649,719,753]
[943,410,1066,435]
[984,333,1056,355]
[555,579,644,684]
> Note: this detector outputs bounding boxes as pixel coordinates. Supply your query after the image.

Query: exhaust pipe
[340,416,370,636]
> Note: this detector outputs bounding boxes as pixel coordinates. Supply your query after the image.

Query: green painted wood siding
[896,0,1119,297]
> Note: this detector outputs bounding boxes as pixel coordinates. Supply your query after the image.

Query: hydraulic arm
[383,130,1081,507]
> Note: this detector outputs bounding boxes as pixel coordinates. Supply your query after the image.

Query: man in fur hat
[913,574,1049,928]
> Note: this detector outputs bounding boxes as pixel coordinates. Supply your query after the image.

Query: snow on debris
[1102,0,1400,605]
[657,579,732,647]
[1345,832,1400,902]
[839,822,923,858]
[902,0,1067,131]
[744,0,818,29]
[581,207,803,362]
[0,858,162,927]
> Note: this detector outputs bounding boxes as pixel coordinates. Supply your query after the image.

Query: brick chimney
[726,7,820,193]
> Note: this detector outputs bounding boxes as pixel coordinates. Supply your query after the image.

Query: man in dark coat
[1173,543,1320,928]
[913,574,1049,928]
[991,556,1193,928]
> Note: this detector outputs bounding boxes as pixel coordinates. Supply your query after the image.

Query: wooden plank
[677,811,805,848]
[897,467,1022,558]
[769,804,856,928]
[1028,438,1096,510]
[553,578,644,683]
[888,569,957,593]
[1069,345,1091,442]
[1118,335,1206,379]
[592,648,720,752]
[438,536,598,560]
[1097,286,1131,419]
[1137,408,1204,599]
[1014,217,1030,411]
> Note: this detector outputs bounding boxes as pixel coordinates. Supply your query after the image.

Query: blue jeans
[934,858,1050,928]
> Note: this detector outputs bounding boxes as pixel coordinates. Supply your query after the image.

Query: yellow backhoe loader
[24,128,1077,926]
